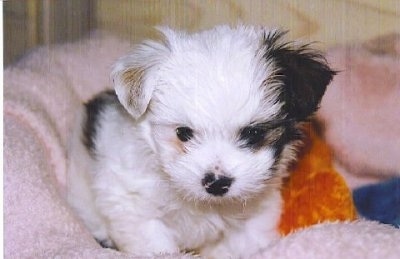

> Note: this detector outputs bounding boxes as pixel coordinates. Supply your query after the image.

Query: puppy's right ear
[111,41,170,120]
[112,63,151,119]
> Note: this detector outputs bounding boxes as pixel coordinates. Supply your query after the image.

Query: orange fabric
[278,125,357,235]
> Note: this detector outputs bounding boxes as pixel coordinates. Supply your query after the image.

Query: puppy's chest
[163,204,244,249]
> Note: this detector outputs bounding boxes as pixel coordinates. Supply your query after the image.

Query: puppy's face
[112,26,335,202]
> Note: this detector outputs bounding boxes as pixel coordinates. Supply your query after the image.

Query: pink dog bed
[4,33,400,258]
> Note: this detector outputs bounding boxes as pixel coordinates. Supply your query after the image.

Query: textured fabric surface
[261,221,400,259]
[318,33,400,188]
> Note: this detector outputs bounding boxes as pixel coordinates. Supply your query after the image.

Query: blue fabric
[353,177,400,228]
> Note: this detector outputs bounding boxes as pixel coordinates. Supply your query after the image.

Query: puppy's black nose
[201,172,234,196]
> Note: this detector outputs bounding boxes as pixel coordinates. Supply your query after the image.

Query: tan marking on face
[171,137,186,154]
[263,127,285,146]
[251,126,286,152]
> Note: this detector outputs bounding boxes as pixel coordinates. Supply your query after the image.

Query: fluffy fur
[67,25,335,258]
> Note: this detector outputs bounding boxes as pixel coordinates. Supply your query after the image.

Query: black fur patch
[272,124,300,159]
[239,119,293,151]
[268,124,303,175]
[82,90,119,155]
[263,31,336,121]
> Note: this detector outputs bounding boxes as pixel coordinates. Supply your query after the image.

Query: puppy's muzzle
[201,172,234,196]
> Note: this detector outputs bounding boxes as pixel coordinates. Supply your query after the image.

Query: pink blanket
[4,33,400,258]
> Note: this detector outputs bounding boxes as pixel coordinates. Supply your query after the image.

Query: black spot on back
[82,89,118,155]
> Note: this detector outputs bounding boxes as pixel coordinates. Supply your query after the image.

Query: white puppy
[67,25,335,258]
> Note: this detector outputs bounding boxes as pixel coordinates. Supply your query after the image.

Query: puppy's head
[112,25,335,203]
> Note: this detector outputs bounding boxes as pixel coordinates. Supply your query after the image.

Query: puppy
[67,25,335,258]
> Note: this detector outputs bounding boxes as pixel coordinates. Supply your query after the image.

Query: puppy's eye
[176,127,194,142]
[239,127,266,148]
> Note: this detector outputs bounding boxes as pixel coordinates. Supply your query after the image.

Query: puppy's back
[67,90,122,247]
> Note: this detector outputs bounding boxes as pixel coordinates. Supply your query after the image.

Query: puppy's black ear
[264,31,336,121]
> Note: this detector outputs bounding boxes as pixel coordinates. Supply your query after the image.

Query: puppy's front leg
[204,219,278,259]
[202,196,281,258]
[108,217,179,256]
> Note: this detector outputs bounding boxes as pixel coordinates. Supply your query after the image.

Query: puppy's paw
[120,243,181,257]
[201,245,234,259]
[111,219,181,256]
[96,238,116,249]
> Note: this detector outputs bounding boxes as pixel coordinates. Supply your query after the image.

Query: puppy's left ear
[264,31,336,120]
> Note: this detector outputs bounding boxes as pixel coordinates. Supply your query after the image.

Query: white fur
[68,25,298,258]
